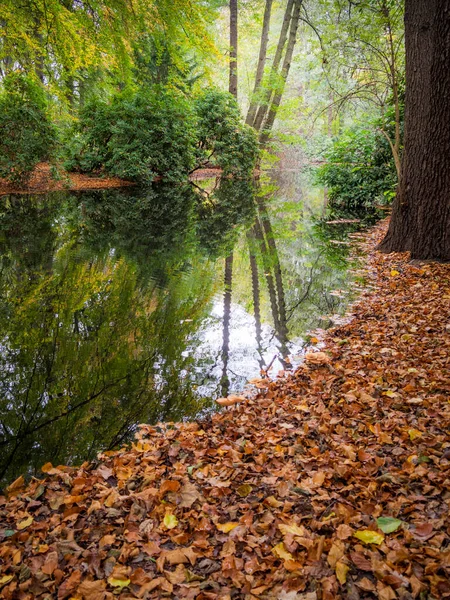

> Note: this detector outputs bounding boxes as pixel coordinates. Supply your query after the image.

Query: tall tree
[378,0,450,260]
[245,0,273,125]
[252,0,294,132]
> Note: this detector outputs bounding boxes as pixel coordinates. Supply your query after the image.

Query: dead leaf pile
[0,219,449,599]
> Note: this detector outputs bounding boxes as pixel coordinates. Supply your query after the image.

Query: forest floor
[1,220,449,600]
[0,163,223,196]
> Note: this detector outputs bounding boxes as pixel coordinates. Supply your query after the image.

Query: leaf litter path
[1,220,449,600]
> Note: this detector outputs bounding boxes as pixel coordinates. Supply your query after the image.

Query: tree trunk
[229,0,238,97]
[247,230,265,370]
[253,0,294,132]
[259,0,302,146]
[246,0,273,126]
[378,0,450,260]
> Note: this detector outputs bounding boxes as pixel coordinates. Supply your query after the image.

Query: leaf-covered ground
[1,220,449,600]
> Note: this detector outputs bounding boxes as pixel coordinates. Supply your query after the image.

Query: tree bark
[259,0,302,146]
[378,0,450,260]
[229,0,238,98]
[246,0,273,126]
[253,0,294,132]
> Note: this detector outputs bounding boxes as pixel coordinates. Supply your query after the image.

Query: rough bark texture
[379,0,450,260]
[253,0,294,132]
[229,0,238,98]
[246,0,273,126]
[259,0,302,146]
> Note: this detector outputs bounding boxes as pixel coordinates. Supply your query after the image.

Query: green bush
[315,124,398,216]
[66,87,197,183]
[194,89,259,177]
[0,74,57,184]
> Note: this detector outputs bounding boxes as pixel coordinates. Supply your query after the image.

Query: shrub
[194,89,259,177]
[0,73,57,184]
[315,124,398,217]
[66,87,197,183]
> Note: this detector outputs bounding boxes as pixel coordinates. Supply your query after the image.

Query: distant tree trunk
[246,0,273,126]
[253,0,294,132]
[229,0,238,97]
[259,0,302,146]
[378,0,450,260]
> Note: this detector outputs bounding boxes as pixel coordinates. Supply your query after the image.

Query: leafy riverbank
[0,219,449,599]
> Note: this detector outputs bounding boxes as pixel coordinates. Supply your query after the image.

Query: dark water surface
[0,172,362,486]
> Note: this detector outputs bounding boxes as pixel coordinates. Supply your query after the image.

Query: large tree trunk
[378,0,450,260]
[259,0,302,146]
[229,0,238,97]
[246,0,273,126]
[253,0,294,132]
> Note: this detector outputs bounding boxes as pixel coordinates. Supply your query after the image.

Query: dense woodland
[0,2,449,599]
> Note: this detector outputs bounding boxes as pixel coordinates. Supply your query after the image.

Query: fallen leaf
[376,517,403,533]
[163,513,178,529]
[272,542,294,561]
[216,522,239,533]
[335,561,350,584]
[353,530,384,545]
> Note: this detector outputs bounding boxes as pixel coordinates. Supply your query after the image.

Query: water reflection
[0,174,360,486]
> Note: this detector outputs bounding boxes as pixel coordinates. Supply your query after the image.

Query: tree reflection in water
[0,174,360,486]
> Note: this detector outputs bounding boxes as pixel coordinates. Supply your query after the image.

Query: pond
[0,170,362,487]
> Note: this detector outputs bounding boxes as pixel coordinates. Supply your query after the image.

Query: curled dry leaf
[216,395,246,406]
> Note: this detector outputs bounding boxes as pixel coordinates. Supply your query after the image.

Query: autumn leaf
[0,575,14,587]
[376,517,403,533]
[408,428,422,441]
[272,543,294,561]
[353,530,384,545]
[335,561,350,584]
[236,483,252,497]
[278,523,306,537]
[163,513,178,529]
[216,522,239,533]
[16,515,33,530]
[107,576,131,588]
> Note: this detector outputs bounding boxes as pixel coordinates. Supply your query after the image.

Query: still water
[0,171,361,486]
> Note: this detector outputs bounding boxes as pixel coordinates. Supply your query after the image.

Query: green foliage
[0,74,57,184]
[316,124,398,216]
[66,87,197,183]
[195,89,259,177]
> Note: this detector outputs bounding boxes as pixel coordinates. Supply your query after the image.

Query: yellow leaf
[216,522,239,533]
[17,516,33,530]
[408,429,422,441]
[272,542,293,561]
[278,523,306,537]
[390,270,400,277]
[0,575,14,586]
[383,390,397,398]
[353,530,384,545]
[163,513,178,529]
[336,561,349,584]
[107,576,130,589]
[236,483,252,497]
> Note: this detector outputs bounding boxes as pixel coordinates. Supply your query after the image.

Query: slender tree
[378,0,450,260]
[246,0,273,125]
[259,0,303,145]
[253,0,294,132]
